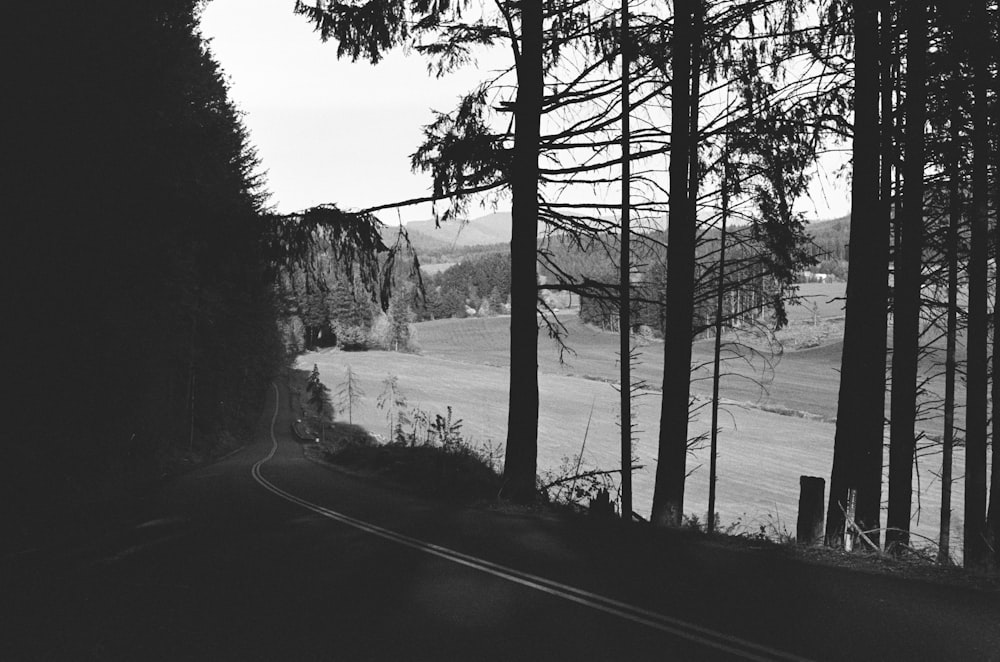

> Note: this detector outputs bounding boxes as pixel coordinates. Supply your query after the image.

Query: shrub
[319,404,503,503]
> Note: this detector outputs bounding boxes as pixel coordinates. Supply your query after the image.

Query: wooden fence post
[796,476,825,546]
[844,488,858,552]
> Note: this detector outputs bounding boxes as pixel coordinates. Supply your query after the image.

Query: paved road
[4,382,999,661]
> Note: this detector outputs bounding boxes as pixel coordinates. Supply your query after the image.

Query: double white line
[253,384,809,662]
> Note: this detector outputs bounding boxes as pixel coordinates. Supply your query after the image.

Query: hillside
[405,211,512,248]
[397,210,846,250]
[804,214,851,264]
[398,211,850,273]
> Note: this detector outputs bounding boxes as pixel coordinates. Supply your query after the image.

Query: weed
[721,511,794,545]
[540,455,619,513]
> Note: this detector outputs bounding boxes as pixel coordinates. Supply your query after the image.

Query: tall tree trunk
[987,1,1000,571]
[939,60,961,563]
[826,0,889,546]
[619,0,633,521]
[651,0,695,527]
[886,0,927,551]
[964,0,990,570]
[708,141,729,534]
[990,166,1000,568]
[501,0,543,503]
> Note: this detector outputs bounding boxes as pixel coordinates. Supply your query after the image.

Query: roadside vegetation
[298,304,978,565]
[292,367,505,503]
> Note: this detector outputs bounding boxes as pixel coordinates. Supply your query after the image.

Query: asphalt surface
[4,382,999,661]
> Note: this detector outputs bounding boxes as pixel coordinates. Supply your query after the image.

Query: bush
[318,404,503,502]
[324,440,502,502]
[333,323,372,351]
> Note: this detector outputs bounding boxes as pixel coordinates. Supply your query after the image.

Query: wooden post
[796,476,825,546]
[844,488,858,552]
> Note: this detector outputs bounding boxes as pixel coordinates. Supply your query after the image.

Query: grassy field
[299,293,978,558]
[785,281,846,322]
[411,282,966,431]
[411,313,846,420]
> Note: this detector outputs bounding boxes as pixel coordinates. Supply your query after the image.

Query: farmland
[299,282,978,559]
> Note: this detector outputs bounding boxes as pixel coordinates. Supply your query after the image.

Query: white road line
[253,383,810,662]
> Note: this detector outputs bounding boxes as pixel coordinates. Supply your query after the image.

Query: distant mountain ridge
[404,212,512,248]
[396,210,846,249]
[385,210,850,266]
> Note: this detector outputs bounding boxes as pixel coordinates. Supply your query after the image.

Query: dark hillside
[804,215,851,277]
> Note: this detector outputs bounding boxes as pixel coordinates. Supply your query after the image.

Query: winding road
[4,382,998,660]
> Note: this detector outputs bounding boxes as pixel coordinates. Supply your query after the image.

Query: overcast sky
[199,0,504,223]
[199,1,850,225]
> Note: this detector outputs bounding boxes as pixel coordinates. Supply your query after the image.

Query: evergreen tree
[307,364,333,441]
[7,1,288,506]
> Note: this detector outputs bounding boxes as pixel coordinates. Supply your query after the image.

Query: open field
[411,283,967,432]
[300,299,981,557]
[785,281,846,322]
[412,314,848,420]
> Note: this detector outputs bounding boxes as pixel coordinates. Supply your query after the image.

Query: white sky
[199,1,850,224]
[199,0,506,223]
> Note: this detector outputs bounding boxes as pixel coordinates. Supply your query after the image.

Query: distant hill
[805,214,851,262]
[399,210,847,250]
[389,210,851,275]
[806,214,850,234]
[405,211,512,248]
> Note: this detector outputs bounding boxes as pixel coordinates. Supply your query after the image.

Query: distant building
[799,270,833,283]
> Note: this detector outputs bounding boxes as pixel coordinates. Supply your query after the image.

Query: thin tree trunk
[939,67,961,563]
[619,0,633,521]
[826,0,888,546]
[886,0,927,551]
[990,170,1000,569]
[502,0,543,503]
[708,143,729,534]
[964,0,990,570]
[986,2,1000,572]
[651,0,695,527]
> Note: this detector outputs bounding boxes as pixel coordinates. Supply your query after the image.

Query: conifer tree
[307,364,333,441]
[823,0,890,547]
